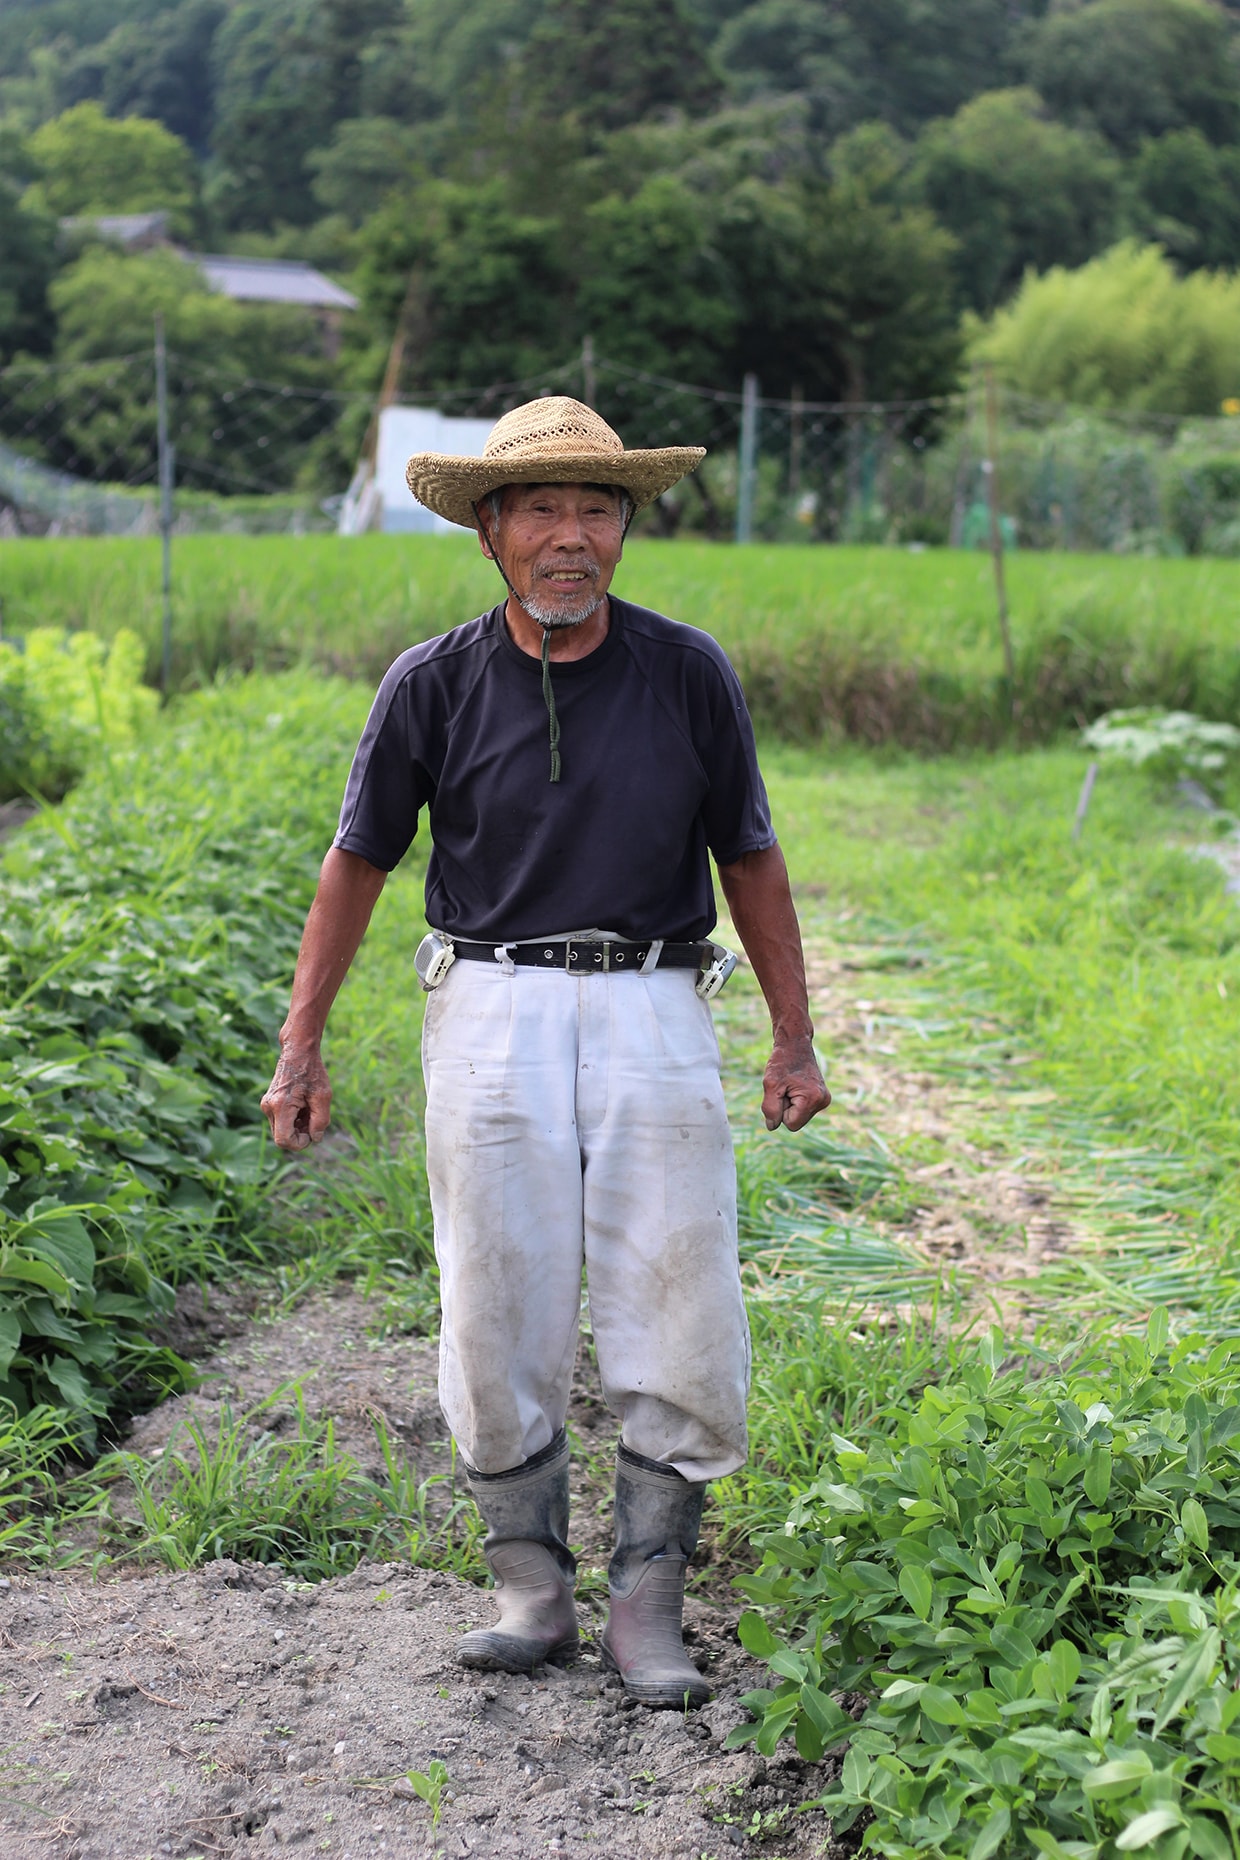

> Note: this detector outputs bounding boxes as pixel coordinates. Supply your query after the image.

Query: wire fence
[5,339,1240,556]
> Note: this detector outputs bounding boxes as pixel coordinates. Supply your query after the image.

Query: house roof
[193,254,358,312]
[61,210,171,246]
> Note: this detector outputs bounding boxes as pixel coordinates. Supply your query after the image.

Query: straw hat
[405,396,706,529]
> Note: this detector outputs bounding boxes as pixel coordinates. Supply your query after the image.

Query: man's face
[482,482,626,627]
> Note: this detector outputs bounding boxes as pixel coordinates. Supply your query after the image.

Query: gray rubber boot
[601,1443,711,1708]
[457,1430,579,1673]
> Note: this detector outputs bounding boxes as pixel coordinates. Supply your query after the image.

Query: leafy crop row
[0,626,156,802]
[733,1316,1240,1859]
[0,671,366,1445]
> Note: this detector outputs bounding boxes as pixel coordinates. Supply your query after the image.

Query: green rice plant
[10,534,1240,748]
[97,1382,482,1581]
[729,1312,1240,1859]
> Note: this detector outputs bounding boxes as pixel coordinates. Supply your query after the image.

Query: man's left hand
[762,1035,830,1132]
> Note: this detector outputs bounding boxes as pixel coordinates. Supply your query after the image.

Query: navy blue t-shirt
[333,596,775,943]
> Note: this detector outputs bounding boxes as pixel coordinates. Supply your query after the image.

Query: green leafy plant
[0,626,156,802]
[1081,707,1240,792]
[404,1759,451,1830]
[0,674,366,1440]
[729,1313,1240,1858]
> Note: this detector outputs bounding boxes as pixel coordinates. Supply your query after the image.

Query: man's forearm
[717,842,813,1042]
[281,845,388,1049]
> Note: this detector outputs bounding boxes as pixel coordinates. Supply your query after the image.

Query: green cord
[540,626,562,783]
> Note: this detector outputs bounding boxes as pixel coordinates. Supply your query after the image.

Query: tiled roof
[194,254,358,311]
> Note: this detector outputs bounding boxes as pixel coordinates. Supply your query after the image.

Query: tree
[517,0,722,136]
[1130,129,1240,269]
[355,180,573,393]
[308,116,424,223]
[725,124,964,403]
[208,0,412,228]
[908,89,1122,312]
[58,2,227,156]
[26,101,195,219]
[208,0,337,229]
[0,182,57,362]
[1021,0,1240,151]
[970,240,1240,414]
[713,0,1046,137]
[801,176,963,403]
[37,244,336,489]
[578,175,737,387]
[353,0,537,130]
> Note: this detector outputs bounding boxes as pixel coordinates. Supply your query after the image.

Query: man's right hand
[261,1043,332,1152]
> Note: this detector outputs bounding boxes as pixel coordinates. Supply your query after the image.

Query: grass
[92,1382,481,1581]
[6,533,1240,744]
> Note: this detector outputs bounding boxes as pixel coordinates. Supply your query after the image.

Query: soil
[0,1289,844,1860]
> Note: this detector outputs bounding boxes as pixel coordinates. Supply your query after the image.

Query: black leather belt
[452,939,707,973]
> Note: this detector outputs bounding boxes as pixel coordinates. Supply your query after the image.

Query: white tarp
[339,404,495,535]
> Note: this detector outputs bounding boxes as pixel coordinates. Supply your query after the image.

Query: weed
[404,1758,451,1829]
[91,1382,480,1580]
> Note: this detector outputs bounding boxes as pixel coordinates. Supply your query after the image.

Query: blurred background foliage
[6,1,1240,437]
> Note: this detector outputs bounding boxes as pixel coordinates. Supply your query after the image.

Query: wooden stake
[983,365,1015,696]
[1072,761,1099,842]
[789,384,803,498]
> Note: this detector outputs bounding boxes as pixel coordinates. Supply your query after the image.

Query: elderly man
[261,397,828,1707]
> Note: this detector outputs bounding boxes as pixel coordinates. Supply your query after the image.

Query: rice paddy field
[5,532,1240,744]
[5,534,1240,1857]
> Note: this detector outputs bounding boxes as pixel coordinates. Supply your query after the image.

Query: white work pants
[422,959,750,1481]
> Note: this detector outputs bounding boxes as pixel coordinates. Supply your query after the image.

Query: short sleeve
[696,651,776,866]
[333,656,435,871]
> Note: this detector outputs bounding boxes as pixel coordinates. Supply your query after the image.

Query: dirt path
[0,1290,840,1860]
[801,940,1083,1322]
[0,932,1093,1860]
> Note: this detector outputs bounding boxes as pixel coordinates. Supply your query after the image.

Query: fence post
[154,314,175,696]
[983,365,1015,700]
[789,384,803,499]
[736,371,759,544]
[581,334,597,407]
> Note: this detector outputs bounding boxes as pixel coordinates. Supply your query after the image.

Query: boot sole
[599,1642,711,1708]
[458,1631,580,1674]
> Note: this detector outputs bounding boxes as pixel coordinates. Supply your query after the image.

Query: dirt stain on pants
[422,960,750,1479]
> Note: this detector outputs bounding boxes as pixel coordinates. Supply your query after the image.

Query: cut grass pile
[764,742,1240,1321]
[6,534,1240,746]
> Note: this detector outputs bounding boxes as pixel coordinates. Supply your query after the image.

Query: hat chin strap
[474,502,561,785]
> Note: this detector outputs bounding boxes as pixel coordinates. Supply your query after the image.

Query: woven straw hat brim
[405,444,706,529]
